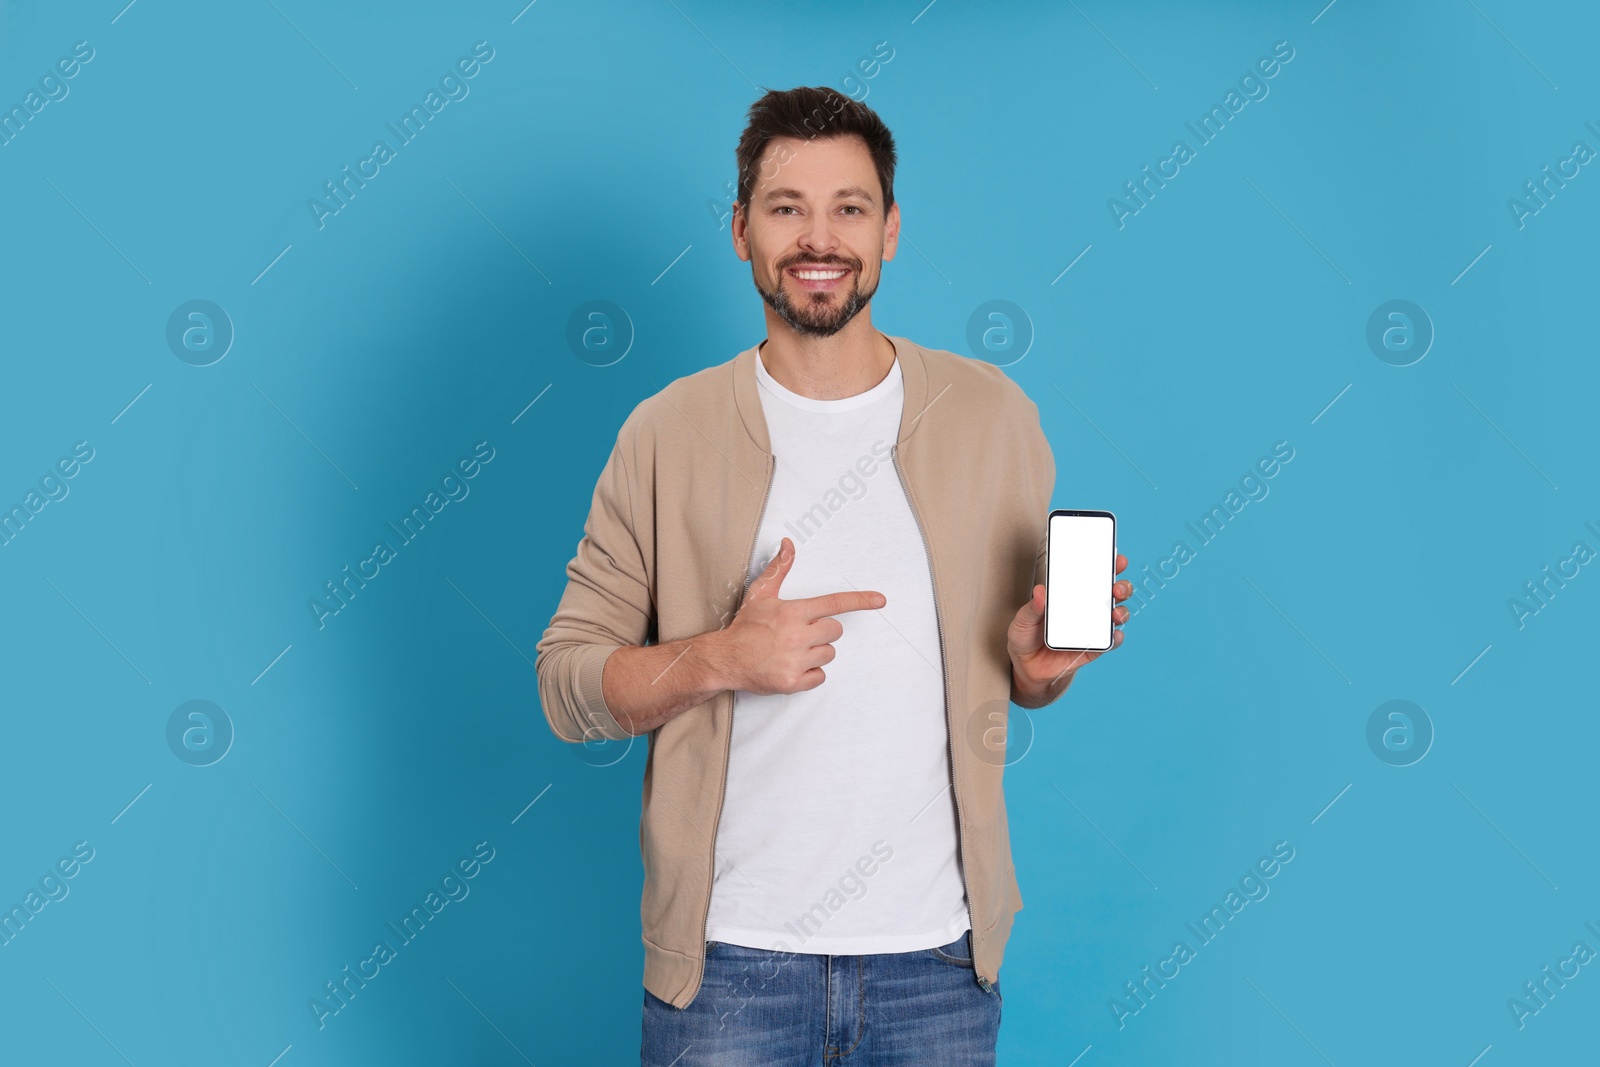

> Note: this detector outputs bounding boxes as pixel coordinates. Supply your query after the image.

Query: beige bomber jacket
[534,332,1058,1009]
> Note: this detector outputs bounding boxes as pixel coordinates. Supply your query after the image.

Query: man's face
[733,134,900,338]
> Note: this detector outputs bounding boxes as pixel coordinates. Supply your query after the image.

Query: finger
[803,642,838,669]
[797,589,887,618]
[1008,590,1047,659]
[1043,650,1092,684]
[1045,631,1125,678]
[1114,605,1129,624]
[807,616,845,646]
[1113,579,1132,602]
[1114,553,1127,575]
[748,537,795,599]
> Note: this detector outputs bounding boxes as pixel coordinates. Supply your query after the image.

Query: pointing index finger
[796,589,887,618]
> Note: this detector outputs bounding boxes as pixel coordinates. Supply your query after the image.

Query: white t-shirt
[703,347,970,956]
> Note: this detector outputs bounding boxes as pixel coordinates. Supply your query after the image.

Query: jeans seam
[822,953,836,1060]
[929,934,975,967]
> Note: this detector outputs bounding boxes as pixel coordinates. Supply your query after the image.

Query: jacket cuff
[573,643,633,741]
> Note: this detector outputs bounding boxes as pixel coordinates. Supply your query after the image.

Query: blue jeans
[641,930,1001,1065]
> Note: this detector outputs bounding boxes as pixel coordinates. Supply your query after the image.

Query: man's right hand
[709,536,887,695]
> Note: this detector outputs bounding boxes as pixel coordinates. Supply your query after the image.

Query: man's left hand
[1007,554,1131,707]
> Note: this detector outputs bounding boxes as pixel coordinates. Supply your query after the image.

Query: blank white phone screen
[1046,513,1114,650]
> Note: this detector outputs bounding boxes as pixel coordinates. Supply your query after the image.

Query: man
[535,86,1131,1064]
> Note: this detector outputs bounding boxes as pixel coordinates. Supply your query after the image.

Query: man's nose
[799,215,839,253]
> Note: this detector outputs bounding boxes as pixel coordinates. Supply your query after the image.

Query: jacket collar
[733,332,931,455]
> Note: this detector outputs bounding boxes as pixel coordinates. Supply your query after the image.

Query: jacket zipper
[690,452,776,1005]
[890,443,989,992]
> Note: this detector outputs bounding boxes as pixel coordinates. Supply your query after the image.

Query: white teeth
[794,269,847,280]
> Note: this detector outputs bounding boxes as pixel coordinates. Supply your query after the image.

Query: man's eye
[841,206,862,215]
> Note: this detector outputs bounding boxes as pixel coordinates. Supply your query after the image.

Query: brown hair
[734,86,897,214]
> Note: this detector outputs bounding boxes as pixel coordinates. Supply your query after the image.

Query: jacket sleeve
[534,418,655,744]
[1028,395,1055,589]
[1013,389,1059,707]
[1033,527,1049,590]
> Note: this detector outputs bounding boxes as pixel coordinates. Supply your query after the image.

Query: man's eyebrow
[761,185,876,204]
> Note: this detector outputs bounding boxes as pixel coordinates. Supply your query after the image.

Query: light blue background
[1,1,1595,1064]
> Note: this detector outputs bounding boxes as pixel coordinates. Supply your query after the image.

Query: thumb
[1009,585,1046,649]
[748,537,795,599]
[1015,585,1045,625]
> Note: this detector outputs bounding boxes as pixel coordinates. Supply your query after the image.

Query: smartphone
[1044,509,1117,652]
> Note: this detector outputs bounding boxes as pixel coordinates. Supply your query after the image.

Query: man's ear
[882,200,900,263]
[731,200,751,262]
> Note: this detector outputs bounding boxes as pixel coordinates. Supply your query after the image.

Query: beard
[754,259,878,338]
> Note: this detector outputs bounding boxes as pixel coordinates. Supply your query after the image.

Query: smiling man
[535,85,1131,1065]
